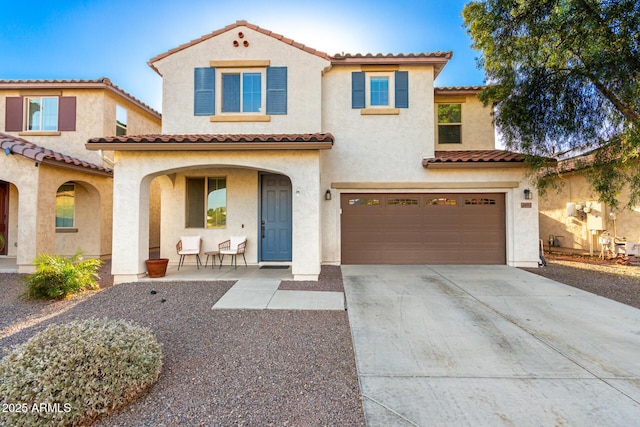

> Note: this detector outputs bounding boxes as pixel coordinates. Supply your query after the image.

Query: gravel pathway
[0,266,365,427]
[521,253,640,309]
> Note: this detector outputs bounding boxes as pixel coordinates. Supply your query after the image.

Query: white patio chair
[176,235,202,270]
[218,236,247,269]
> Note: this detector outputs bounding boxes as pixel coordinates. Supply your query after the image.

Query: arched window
[55,183,75,228]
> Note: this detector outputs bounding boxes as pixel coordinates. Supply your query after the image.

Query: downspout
[98,150,115,168]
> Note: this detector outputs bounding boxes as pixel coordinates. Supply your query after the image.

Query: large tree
[462,0,640,208]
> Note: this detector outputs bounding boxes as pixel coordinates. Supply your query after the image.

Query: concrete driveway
[342,265,640,426]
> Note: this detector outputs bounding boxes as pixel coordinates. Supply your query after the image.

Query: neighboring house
[86,21,540,283]
[538,154,640,256]
[0,78,161,272]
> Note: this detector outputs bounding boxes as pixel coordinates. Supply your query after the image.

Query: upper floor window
[369,75,390,106]
[352,71,408,110]
[222,72,262,113]
[437,104,462,144]
[27,97,59,131]
[56,183,75,228]
[4,96,76,133]
[194,66,287,117]
[116,105,127,135]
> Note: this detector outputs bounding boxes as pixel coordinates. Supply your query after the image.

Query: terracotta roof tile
[87,133,334,144]
[333,52,453,60]
[0,78,161,119]
[435,86,486,95]
[423,150,526,168]
[0,133,112,176]
[148,20,331,73]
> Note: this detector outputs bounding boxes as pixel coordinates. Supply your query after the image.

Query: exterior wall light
[524,189,532,200]
[325,190,332,201]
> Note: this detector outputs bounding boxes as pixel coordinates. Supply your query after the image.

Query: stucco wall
[322,64,436,182]
[539,172,640,252]
[159,167,259,265]
[153,25,330,134]
[434,94,496,151]
[0,88,160,166]
[110,149,322,282]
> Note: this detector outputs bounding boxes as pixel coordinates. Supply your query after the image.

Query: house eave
[86,142,334,151]
[423,162,526,169]
[40,159,113,177]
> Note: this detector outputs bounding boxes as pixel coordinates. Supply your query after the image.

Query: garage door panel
[341,193,505,265]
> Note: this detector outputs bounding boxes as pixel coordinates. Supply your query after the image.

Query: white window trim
[216,68,267,115]
[365,72,395,108]
[25,96,59,132]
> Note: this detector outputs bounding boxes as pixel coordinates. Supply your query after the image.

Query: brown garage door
[341,193,505,264]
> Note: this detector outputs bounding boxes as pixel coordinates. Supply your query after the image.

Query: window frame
[366,72,394,108]
[218,68,266,115]
[437,103,463,144]
[185,176,227,229]
[55,183,75,229]
[116,105,128,136]
[25,96,59,131]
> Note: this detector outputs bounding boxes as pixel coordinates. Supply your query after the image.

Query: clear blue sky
[0,0,484,113]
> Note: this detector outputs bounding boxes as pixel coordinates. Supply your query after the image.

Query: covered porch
[87,133,333,284]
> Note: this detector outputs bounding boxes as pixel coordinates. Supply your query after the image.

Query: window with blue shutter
[352,72,365,109]
[222,74,241,112]
[395,71,408,108]
[194,67,215,116]
[266,66,287,115]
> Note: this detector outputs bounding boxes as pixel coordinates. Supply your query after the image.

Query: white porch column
[16,180,39,273]
[111,166,150,284]
[290,157,321,281]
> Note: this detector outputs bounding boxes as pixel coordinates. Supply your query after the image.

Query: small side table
[204,251,220,269]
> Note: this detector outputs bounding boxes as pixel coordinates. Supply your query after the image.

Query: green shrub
[0,318,163,427]
[24,252,103,299]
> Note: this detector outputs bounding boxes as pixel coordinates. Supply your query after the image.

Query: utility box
[626,243,640,256]
[586,201,606,231]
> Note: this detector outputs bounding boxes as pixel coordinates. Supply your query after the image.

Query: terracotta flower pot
[145,258,169,278]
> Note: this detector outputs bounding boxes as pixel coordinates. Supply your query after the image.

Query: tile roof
[86,133,334,151]
[331,52,452,63]
[0,133,113,176]
[148,20,332,74]
[88,133,334,144]
[148,20,453,75]
[0,78,161,119]
[423,150,527,168]
[435,86,486,95]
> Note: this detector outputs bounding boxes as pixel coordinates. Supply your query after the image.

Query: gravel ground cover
[521,253,640,309]
[0,265,365,427]
[3,256,639,426]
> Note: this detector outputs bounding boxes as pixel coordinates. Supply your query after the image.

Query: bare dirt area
[521,252,640,309]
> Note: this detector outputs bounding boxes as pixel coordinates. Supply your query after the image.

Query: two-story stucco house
[0,78,161,272]
[86,21,540,284]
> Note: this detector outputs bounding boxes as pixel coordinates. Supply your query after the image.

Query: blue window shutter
[222,74,241,112]
[395,71,408,108]
[266,66,287,114]
[194,67,215,115]
[352,72,365,109]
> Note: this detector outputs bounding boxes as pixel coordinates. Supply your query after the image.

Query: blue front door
[260,174,292,261]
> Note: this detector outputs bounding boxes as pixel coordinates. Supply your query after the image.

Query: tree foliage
[463,0,640,208]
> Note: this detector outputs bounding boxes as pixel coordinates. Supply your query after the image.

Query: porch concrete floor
[0,257,17,273]
[147,263,294,281]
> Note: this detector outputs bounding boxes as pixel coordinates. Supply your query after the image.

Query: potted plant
[145,258,169,278]
[0,234,5,252]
